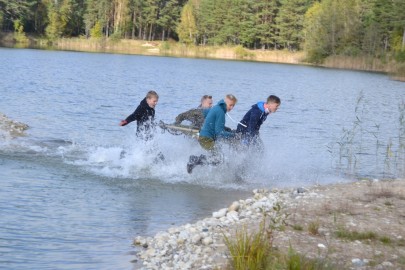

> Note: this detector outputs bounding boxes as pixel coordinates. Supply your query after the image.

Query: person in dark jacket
[174,95,213,130]
[119,90,159,140]
[187,94,237,173]
[236,95,280,147]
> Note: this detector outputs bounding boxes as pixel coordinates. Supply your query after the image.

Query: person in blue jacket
[187,94,238,173]
[236,95,280,147]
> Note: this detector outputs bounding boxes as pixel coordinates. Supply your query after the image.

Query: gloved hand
[119,120,128,126]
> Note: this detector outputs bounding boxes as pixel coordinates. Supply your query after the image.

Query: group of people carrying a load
[119,91,281,174]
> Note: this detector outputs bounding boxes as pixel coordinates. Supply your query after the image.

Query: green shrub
[292,224,304,231]
[160,41,171,51]
[13,19,29,44]
[305,49,327,64]
[234,45,254,59]
[90,21,103,38]
[109,31,122,42]
[395,50,405,62]
[223,223,270,270]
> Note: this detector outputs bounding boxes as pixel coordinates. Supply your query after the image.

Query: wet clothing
[174,108,210,130]
[199,99,234,140]
[123,98,156,139]
[198,136,215,151]
[187,100,233,173]
[236,101,269,145]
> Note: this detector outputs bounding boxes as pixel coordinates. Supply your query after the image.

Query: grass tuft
[335,227,377,241]
[223,222,270,270]
[292,224,304,231]
[308,221,320,235]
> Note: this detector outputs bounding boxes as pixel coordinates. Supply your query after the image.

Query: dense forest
[0,0,404,62]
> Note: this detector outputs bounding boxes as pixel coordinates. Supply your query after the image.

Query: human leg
[187,136,222,173]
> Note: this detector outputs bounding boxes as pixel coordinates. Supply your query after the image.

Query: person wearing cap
[187,94,237,173]
[119,90,159,140]
[236,95,280,148]
[174,95,213,130]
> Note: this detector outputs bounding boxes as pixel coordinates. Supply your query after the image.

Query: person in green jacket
[187,94,237,173]
[174,95,213,130]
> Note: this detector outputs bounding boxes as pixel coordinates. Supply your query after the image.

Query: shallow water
[0,47,404,269]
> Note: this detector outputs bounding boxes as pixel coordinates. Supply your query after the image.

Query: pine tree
[158,0,182,41]
[276,0,311,51]
[84,0,112,37]
[253,0,279,49]
[0,0,36,31]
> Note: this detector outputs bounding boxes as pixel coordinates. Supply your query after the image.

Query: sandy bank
[133,179,405,269]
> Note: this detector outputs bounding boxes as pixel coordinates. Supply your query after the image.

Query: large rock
[0,113,29,138]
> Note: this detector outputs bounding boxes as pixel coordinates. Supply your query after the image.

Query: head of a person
[146,90,159,108]
[265,95,281,113]
[224,94,237,112]
[200,95,213,108]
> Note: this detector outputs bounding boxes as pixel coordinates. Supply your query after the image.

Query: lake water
[0,47,404,269]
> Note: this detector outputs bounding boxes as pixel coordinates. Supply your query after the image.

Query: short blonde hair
[226,94,237,103]
[146,90,159,99]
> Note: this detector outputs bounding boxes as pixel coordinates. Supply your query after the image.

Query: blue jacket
[199,99,234,140]
[236,102,269,141]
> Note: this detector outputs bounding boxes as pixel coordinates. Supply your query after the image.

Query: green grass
[335,226,399,246]
[335,227,377,241]
[292,224,304,231]
[224,216,335,270]
[223,224,270,270]
[308,221,320,236]
[379,236,392,245]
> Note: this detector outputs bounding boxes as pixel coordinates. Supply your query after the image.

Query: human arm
[214,113,234,139]
[175,109,196,125]
[175,109,204,128]
[120,106,143,126]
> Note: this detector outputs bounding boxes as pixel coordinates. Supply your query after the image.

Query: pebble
[297,187,307,193]
[381,261,393,267]
[317,243,326,249]
[228,201,240,212]
[135,187,319,269]
[212,208,227,218]
[352,258,368,267]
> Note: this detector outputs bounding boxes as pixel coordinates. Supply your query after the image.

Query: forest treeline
[1,0,404,63]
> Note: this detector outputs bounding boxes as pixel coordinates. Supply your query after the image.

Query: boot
[187,155,206,174]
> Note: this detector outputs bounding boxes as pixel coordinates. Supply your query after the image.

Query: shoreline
[133,179,405,269]
[1,34,404,81]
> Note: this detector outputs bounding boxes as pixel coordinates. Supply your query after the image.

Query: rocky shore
[133,179,405,270]
[0,113,29,138]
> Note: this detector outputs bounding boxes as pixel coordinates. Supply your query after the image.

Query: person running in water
[119,90,159,140]
[174,95,213,130]
[236,95,280,149]
[187,94,237,173]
